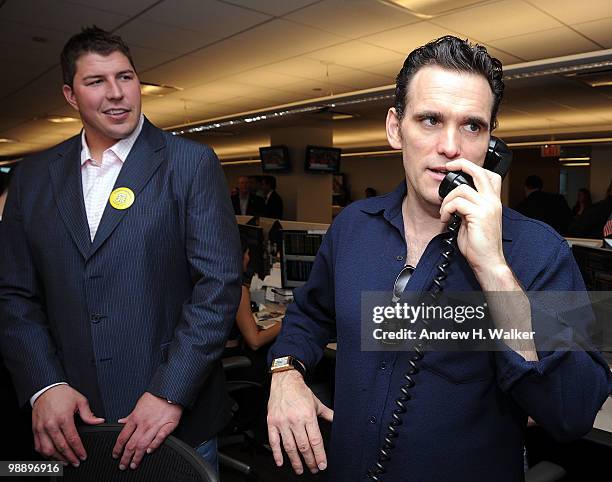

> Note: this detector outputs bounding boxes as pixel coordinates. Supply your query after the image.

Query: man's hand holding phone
[439,158,506,278]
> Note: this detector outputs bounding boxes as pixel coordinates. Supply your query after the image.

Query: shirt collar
[80,114,144,166]
[360,180,512,242]
[359,180,406,220]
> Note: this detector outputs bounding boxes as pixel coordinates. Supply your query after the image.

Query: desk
[594,396,612,434]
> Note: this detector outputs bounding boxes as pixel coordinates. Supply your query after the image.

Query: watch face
[272,356,290,369]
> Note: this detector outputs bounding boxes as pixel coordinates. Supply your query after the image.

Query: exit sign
[541,145,561,157]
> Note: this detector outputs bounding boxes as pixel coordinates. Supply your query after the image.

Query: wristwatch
[270,355,306,378]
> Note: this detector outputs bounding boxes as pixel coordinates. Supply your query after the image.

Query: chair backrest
[51,424,218,482]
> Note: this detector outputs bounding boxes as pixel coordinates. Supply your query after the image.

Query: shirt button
[396,255,404,261]
[380,362,387,370]
[368,416,377,424]
[90,313,103,323]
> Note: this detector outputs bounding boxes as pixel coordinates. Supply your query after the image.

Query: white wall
[590,145,612,202]
[341,154,405,201]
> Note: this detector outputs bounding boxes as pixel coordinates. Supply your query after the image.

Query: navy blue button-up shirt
[270,181,611,481]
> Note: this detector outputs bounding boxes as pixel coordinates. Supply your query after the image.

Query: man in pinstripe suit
[0,27,242,472]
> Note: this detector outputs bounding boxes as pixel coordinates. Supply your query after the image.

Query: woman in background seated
[572,188,592,217]
[223,237,282,444]
[224,236,282,380]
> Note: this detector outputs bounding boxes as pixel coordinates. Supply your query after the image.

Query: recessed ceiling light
[140,82,183,97]
[333,114,353,120]
[378,0,486,19]
[0,138,18,143]
[566,69,612,88]
[591,80,612,87]
[45,116,80,124]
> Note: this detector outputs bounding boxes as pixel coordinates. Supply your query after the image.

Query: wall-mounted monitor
[304,145,341,173]
[260,145,291,173]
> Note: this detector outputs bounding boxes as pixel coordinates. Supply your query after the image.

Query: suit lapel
[89,119,166,257]
[49,136,92,260]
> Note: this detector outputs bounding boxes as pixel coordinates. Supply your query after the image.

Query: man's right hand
[267,370,333,475]
[32,385,105,466]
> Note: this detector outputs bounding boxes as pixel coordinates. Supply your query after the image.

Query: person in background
[232,175,265,216]
[225,235,282,376]
[261,175,283,219]
[0,168,37,463]
[568,179,612,239]
[572,188,592,217]
[224,235,282,444]
[249,175,264,197]
[0,168,12,219]
[515,174,572,234]
[364,187,377,198]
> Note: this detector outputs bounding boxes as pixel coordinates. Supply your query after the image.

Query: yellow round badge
[109,187,135,210]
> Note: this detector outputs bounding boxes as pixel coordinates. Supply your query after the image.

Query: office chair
[525,461,566,482]
[51,424,218,482]
[219,355,264,479]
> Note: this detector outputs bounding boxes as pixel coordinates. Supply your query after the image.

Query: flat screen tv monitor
[304,145,341,173]
[260,145,291,173]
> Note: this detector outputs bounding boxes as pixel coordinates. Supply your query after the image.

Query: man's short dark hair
[395,35,504,130]
[262,175,277,190]
[525,175,543,190]
[60,26,136,87]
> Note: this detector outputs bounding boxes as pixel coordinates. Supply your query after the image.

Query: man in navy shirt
[267,36,612,481]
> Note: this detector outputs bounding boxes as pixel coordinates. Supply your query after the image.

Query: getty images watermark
[360,291,612,352]
[371,300,534,342]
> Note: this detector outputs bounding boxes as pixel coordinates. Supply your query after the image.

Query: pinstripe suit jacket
[0,118,242,445]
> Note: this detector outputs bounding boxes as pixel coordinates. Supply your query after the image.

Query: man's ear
[386,107,402,150]
[62,84,79,111]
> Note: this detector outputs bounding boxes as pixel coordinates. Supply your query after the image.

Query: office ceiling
[1,0,612,159]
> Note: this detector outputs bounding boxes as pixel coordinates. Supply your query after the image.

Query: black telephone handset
[367,137,513,481]
[438,136,513,198]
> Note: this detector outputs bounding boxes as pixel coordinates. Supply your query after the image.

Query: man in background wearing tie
[0,27,241,473]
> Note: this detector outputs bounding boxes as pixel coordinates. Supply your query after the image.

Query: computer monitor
[571,245,612,290]
[571,245,612,358]
[280,229,327,288]
[235,215,256,225]
[276,220,329,232]
[257,216,283,249]
[238,224,266,280]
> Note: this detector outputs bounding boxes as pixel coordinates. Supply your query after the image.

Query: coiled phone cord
[366,212,462,481]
